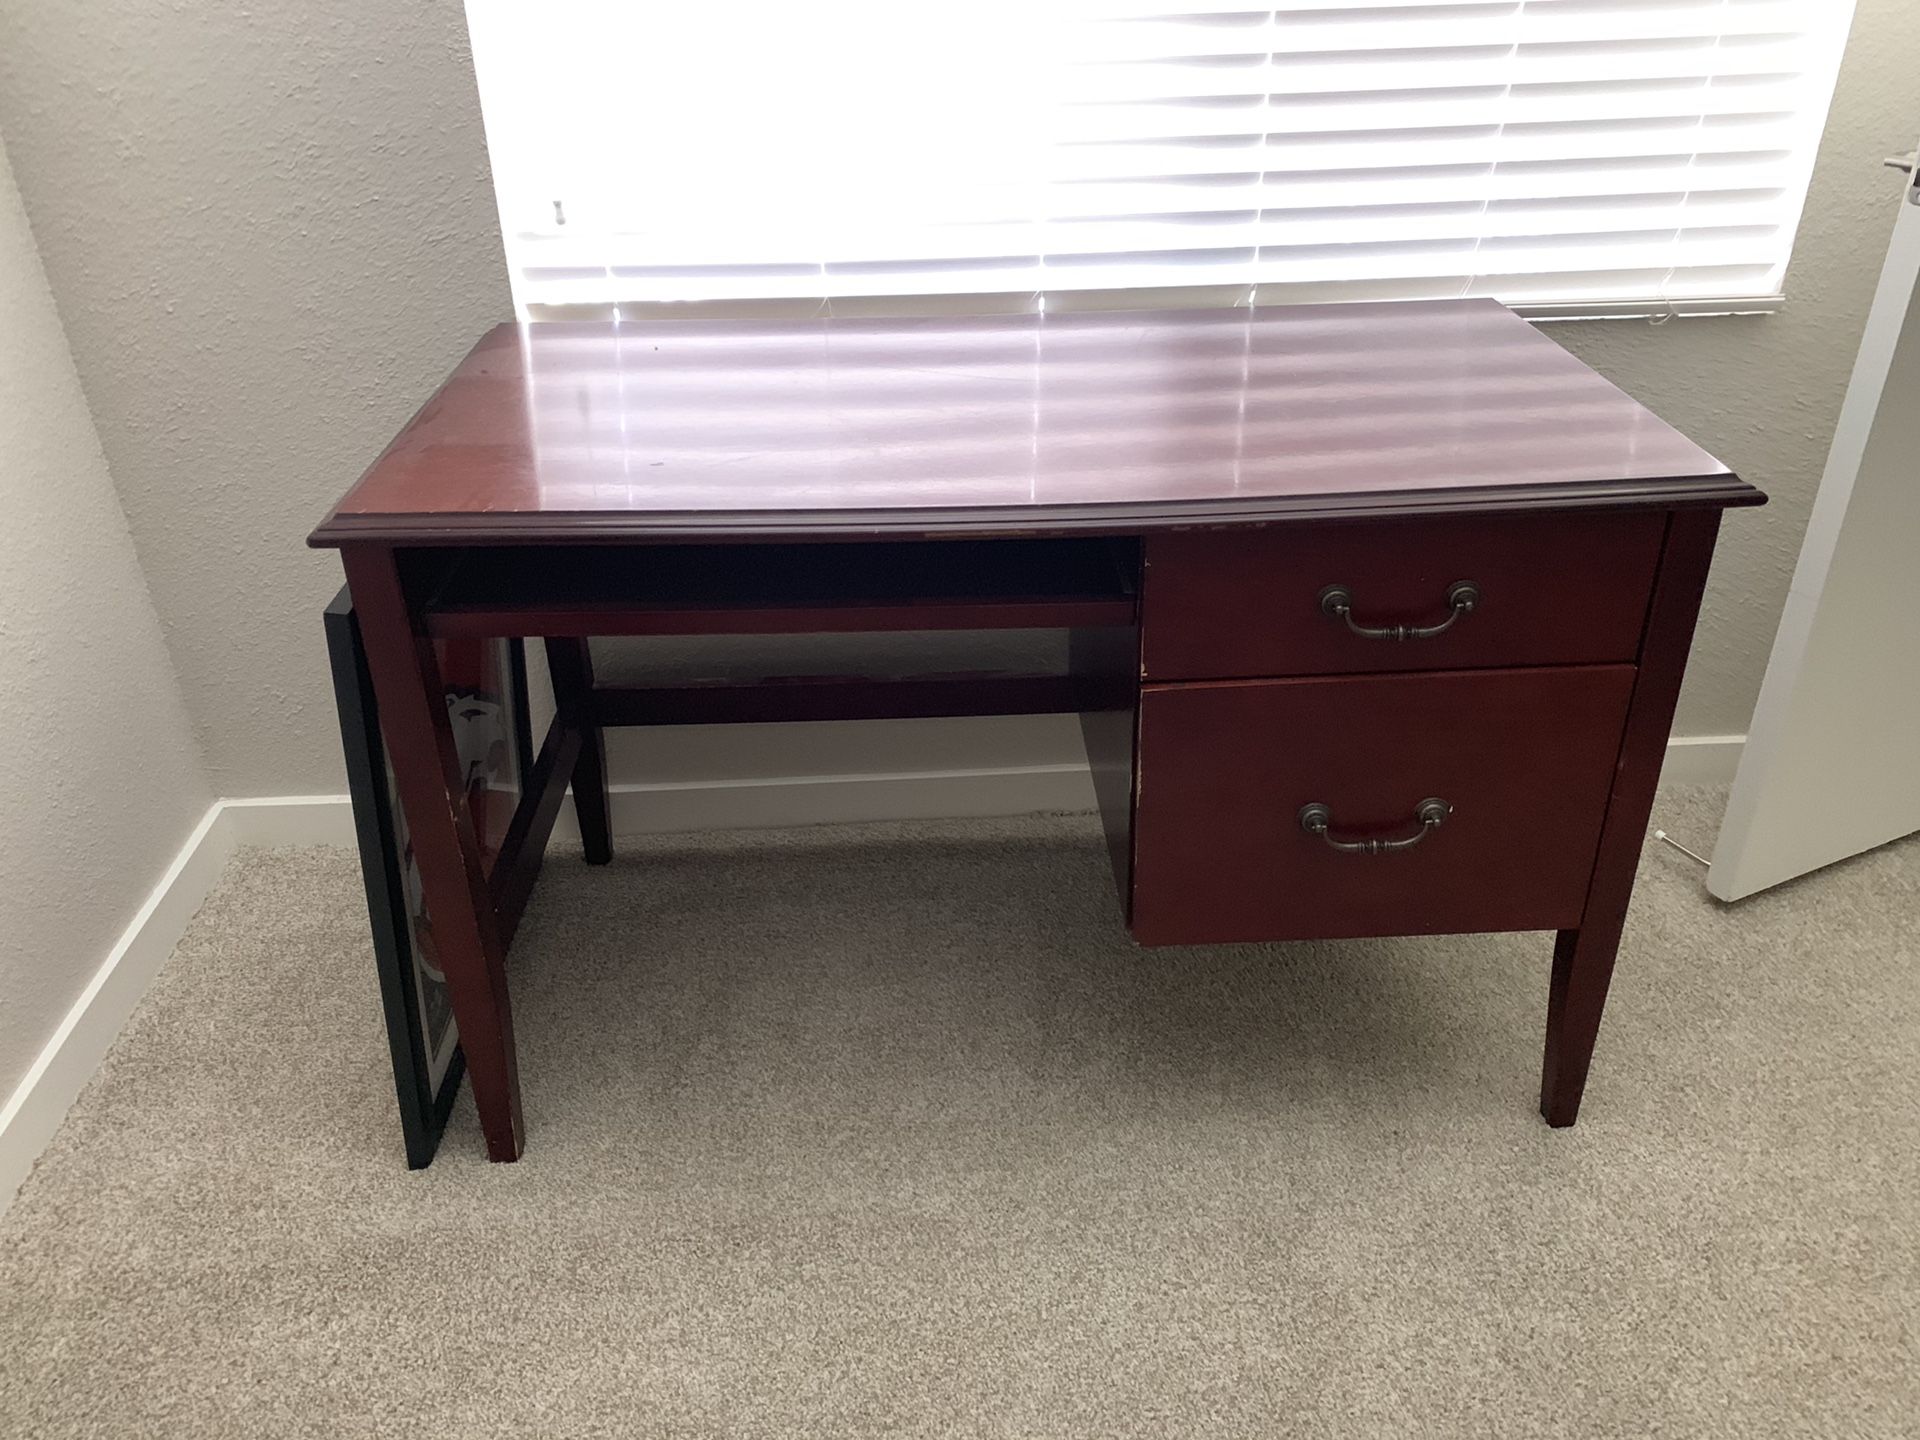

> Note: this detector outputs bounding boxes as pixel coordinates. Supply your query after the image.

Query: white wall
[0,133,212,1105]
[0,0,1912,802]
[0,0,511,798]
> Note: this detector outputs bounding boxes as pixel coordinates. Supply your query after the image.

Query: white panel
[1709,165,1920,900]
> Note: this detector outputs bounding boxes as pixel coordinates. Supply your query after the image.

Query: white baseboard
[159,761,1101,858]
[1658,733,1746,788]
[0,801,236,1215]
[0,791,385,1214]
[0,732,1740,1214]
[220,793,361,848]
[559,762,1099,838]
[202,734,1742,846]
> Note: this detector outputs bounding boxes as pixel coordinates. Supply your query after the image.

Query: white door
[1709,148,1920,901]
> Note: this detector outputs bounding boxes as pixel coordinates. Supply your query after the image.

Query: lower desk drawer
[1130,666,1635,945]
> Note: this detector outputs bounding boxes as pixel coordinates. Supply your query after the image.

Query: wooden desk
[310,300,1762,1163]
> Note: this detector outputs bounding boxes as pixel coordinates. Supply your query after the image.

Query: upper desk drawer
[1141,513,1665,681]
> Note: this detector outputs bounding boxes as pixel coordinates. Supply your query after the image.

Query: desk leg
[343,546,526,1162]
[1542,924,1622,1127]
[544,638,612,864]
[1541,509,1719,1126]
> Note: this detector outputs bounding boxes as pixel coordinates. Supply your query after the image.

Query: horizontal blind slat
[465,0,1854,313]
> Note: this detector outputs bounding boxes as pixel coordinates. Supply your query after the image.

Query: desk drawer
[1141,514,1663,680]
[1129,666,1633,945]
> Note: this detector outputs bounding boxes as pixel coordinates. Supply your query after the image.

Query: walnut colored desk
[310,300,1763,1163]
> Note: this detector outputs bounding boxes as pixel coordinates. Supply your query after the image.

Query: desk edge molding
[308,473,1763,548]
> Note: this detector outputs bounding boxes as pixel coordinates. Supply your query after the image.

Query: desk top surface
[309,299,1756,546]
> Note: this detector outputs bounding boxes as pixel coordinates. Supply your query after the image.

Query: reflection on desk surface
[317,299,1732,527]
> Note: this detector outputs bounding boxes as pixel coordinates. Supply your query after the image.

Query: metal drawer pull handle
[1299,798,1452,854]
[1318,580,1480,640]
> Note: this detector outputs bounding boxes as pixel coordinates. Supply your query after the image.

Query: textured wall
[1552,0,1920,736]
[0,0,510,795]
[0,133,212,1102]
[0,0,1910,798]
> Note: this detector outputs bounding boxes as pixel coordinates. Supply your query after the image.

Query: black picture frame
[323,587,533,1168]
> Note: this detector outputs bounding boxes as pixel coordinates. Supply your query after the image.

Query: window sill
[524,290,1787,326]
[1520,296,1783,323]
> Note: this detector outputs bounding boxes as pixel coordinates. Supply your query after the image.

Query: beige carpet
[1,788,1915,1438]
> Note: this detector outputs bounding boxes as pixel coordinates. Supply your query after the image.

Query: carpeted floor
[1,787,1914,1437]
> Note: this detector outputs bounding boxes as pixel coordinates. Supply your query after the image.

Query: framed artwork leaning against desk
[324,588,532,1167]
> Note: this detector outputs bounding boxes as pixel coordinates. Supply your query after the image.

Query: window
[464,1,1854,320]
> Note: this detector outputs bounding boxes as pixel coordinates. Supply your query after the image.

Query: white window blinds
[464,1,1855,320]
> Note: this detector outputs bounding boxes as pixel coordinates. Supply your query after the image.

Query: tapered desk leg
[343,546,526,1162]
[1541,923,1625,1126]
[1541,509,1720,1127]
[544,638,612,864]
